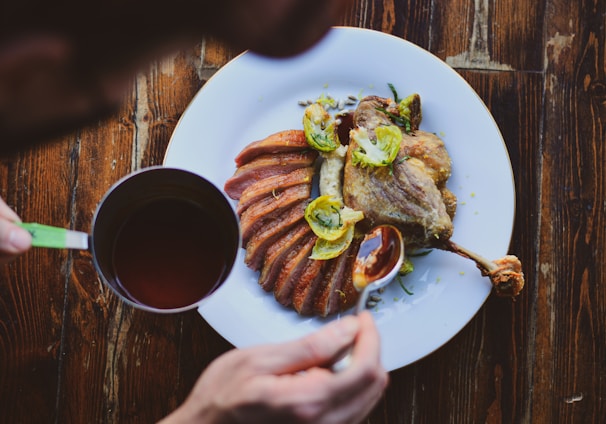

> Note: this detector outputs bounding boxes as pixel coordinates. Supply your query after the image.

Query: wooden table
[1,0,604,422]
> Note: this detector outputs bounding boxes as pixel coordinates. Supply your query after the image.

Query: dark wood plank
[52,99,141,422]
[0,138,81,423]
[340,0,433,48]
[534,0,606,422]
[459,70,542,424]
[432,0,545,71]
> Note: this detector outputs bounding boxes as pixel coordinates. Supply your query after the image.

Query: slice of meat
[291,258,326,315]
[312,259,347,317]
[237,167,315,214]
[224,150,318,200]
[273,233,317,306]
[244,201,308,271]
[234,130,309,167]
[313,237,361,316]
[400,130,451,186]
[240,183,311,244]
[258,222,312,291]
[334,245,361,313]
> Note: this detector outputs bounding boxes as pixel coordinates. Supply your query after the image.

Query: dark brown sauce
[357,226,402,281]
[336,110,354,145]
[111,198,229,309]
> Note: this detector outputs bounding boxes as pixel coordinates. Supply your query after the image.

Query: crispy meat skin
[312,236,361,316]
[343,96,454,248]
[243,201,308,270]
[225,129,364,315]
[234,129,309,166]
[400,130,451,187]
[291,258,325,315]
[224,150,318,199]
[240,183,311,244]
[441,187,457,219]
[237,167,314,214]
[265,230,360,316]
[272,233,317,305]
[259,222,311,291]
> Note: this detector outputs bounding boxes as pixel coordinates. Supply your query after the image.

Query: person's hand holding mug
[160,311,388,424]
[0,196,32,265]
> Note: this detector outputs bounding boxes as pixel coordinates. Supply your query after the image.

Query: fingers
[327,311,389,422]
[350,311,384,371]
[243,311,386,379]
[0,197,31,264]
[248,315,361,375]
[322,311,387,394]
[267,312,387,423]
[0,196,21,221]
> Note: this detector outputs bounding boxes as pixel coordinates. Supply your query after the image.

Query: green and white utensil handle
[17,223,89,250]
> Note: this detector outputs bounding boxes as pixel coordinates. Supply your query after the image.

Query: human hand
[160,311,388,424]
[0,197,32,265]
[0,0,353,153]
[203,0,354,57]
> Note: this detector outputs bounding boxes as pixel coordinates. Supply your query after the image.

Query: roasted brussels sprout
[309,224,356,260]
[303,103,339,152]
[304,195,363,260]
[304,195,363,241]
[351,125,401,167]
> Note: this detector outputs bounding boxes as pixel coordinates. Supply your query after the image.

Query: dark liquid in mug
[111,198,229,309]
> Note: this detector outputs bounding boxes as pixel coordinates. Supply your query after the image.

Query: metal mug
[20,166,241,314]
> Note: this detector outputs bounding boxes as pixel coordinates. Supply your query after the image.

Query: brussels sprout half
[304,195,363,241]
[351,125,402,167]
[310,225,356,260]
[303,103,340,152]
[304,195,364,260]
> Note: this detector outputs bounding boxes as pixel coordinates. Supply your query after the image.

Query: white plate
[164,27,515,371]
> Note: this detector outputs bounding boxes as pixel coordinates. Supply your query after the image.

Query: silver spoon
[332,224,404,371]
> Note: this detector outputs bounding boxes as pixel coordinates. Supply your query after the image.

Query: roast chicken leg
[342,95,524,298]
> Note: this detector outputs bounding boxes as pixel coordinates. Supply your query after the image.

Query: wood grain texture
[1,0,605,422]
[534,0,606,422]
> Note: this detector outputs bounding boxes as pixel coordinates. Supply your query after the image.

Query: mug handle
[17,223,89,250]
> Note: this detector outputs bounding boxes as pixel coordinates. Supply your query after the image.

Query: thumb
[0,220,32,255]
[258,315,360,375]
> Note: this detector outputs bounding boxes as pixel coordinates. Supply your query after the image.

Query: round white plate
[164,27,515,371]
